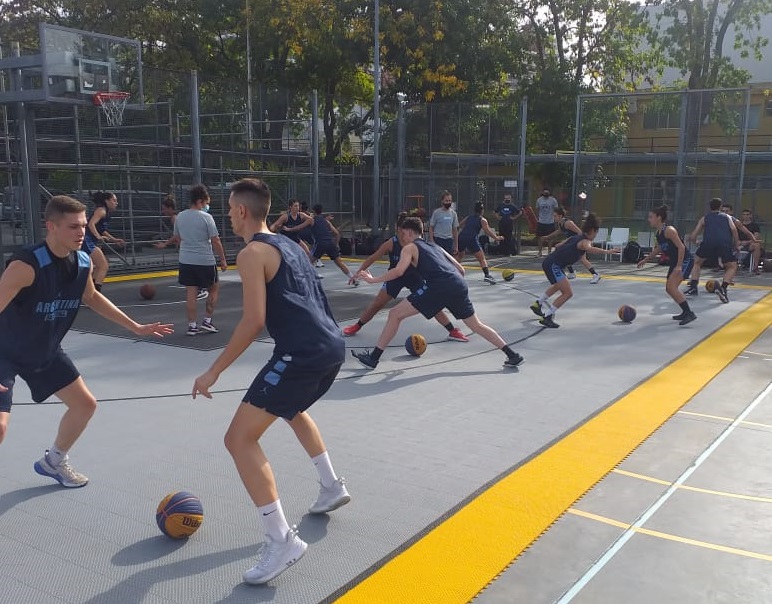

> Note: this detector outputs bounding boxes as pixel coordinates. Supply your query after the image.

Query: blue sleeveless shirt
[704,212,732,247]
[1,243,91,367]
[311,215,334,244]
[460,214,483,238]
[545,234,588,268]
[656,224,691,265]
[413,239,465,288]
[251,233,344,367]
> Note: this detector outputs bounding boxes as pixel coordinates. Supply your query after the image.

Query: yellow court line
[677,410,772,430]
[334,293,772,604]
[568,508,772,563]
[104,265,237,283]
[611,469,772,504]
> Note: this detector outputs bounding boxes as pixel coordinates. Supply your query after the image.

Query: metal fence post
[191,70,202,184]
[570,95,582,215]
[674,91,689,223]
[311,89,319,205]
[737,87,751,207]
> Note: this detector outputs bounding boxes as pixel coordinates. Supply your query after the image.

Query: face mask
[203,204,210,213]
[443,202,452,209]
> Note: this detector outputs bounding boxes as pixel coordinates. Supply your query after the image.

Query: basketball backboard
[0,24,142,106]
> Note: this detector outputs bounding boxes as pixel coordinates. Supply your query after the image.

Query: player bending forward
[352,216,523,369]
[0,196,172,486]
[192,179,350,585]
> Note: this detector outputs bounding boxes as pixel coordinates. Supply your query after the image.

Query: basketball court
[1,253,771,604]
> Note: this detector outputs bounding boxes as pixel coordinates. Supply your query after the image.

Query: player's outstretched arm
[359,244,416,283]
[269,214,286,233]
[481,218,503,241]
[689,217,705,242]
[637,243,661,268]
[0,260,34,315]
[193,245,267,399]
[358,239,393,273]
[82,271,173,338]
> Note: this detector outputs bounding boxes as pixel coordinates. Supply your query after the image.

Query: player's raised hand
[358,270,376,283]
[0,383,7,393]
[192,370,218,399]
[132,322,174,338]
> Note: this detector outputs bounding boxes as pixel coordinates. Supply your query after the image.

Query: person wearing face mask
[429,190,459,254]
[173,184,228,335]
[495,193,522,256]
[535,187,559,257]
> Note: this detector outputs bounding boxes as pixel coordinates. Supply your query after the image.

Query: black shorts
[458,233,482,254]
[81,235,99,255]
[244,357,342,420]
[433,237,455,254]
[0,350,80,412]
[178,263,218,288]
[281,230,301,244]
[383,273,423,298]
[667,256,694,280]
[407,283,474,320]
[696,243,736,265]
[543,260,567,285]
[536,223,556,237]
[312,241,341,261]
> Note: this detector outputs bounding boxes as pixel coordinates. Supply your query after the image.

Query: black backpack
[623,241,642,263]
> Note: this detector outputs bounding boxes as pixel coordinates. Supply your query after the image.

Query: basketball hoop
[93,91,130,127]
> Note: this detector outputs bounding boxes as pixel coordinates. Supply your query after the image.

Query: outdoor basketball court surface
[1,254,771,604]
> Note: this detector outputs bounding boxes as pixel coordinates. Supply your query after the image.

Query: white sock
[544,305,557,317]
[312,451,338,488]
[257,500,291,542]
[538,295,549,305]
[203,317,212,323]
[189,321,197,328]
[48,445,67,466]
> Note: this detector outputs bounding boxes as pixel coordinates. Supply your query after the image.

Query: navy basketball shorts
[178,263,218,288]
[383,273,423,298]
[0,350,81,413]
[281,230,301,244]
[458,234,482,254]
[312,241,341,261]
[407,283,474,320]
[543,260,566,285]
[667,256,694,280]
[536,222,555,237]
[433,237,455,254]
[696,243,736,265]
[244,356,342,420]
[81,235,98,255]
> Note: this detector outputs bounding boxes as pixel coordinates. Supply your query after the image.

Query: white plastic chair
[637,232,653,249]
[605,227,629,261]
[593,228,608,246]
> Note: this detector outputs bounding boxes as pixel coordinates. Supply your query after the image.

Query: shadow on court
[0,484,60,519]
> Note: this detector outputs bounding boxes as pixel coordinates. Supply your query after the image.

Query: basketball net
[93,91,130,127]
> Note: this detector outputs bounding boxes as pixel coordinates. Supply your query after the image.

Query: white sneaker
[243,527,308,585]
[196,289,209,301]
[483,275,496,285]
[567,272,576,280]
[590,274,602,284]
[317,272,324,279]
[309,478,351,514]
[200,320,218,334]
[34,451,89,488]
[314,260,324,268]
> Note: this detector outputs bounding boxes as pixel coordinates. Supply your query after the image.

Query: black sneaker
[530,301,544,317]
[716,286,729,304]
[684,285,698,296]
[679,311,697,326]
[504,353,524,368]
[539,316,560,328]
[672,313,685,321]
[351,349,378,369]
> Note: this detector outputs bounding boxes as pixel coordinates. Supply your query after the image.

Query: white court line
[556,379,772,603]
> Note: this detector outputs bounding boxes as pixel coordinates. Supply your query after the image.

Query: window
[633,177,676,217]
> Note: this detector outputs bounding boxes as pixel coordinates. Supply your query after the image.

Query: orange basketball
[139,284,156,300]
[156,491,204,539]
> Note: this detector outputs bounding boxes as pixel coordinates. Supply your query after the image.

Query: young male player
[351,216,524,369]
[684,198,739,303]
[310,204,357,282]
[0,196,172,485]
[342,213,468,342]
[270,199,313,254]
[192,179,350,585]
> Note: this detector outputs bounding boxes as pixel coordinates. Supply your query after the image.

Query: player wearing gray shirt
[535,188,559,256]
[173,184,228,335]
[429,190,459,254]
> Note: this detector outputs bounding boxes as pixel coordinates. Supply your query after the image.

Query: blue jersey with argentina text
[704,212,733,247]
[311,215,334,244]
[413,239,466,290]
[251,233,344,367]
[0,243,90,368]
[460,214,483,238]
[545,233,588,268]
[656,224,691,265]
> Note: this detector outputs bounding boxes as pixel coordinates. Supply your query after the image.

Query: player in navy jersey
[81,191,124,291]
[192,179,349,585]
[530,214,619,328]
[637,205,696,325]
[342,213,468,341]
[684,198,739,303]
[351,217,523,369]
[456,202,502,284]
[309,204,357,283]
[0,196,172,487]
[543,207,602,283]
[270,199,313,254]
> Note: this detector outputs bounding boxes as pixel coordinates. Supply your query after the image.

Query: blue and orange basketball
[618,305,637,323]
[156,491,204,539]
[705,279,720,293]
[502,269,515,282]
[405,334,428,357]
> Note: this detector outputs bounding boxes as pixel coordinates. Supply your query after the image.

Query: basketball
[704,279,719,293]
[618,305,636,323]
[405,334,428,357]
[502,269,515,282]
[139,284,156,300]
[156,491,204,539]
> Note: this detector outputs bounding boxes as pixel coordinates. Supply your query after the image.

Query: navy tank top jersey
[558,219,573,236]
[656,224,690,263]
[251,233,344,367]
[704,212,732,247]
[460,214,483,237]
[546,233,588,268]
[413,239,465,287]
[311,215,333,244]
[389,236,402,268]
[285,211,305,229]
[91,210,110,236]
[0,243,91,367]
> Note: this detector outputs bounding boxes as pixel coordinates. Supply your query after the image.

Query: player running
[0,196,172,485]
[543,207,601,283]
[530,214,618,328]
[81,191,124,291]
[342,213,468,342]
[192,179,349,585]
[351,217,523,369]
[636,205,696,325]
[310,205,357,283]
[455,202,502,284]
